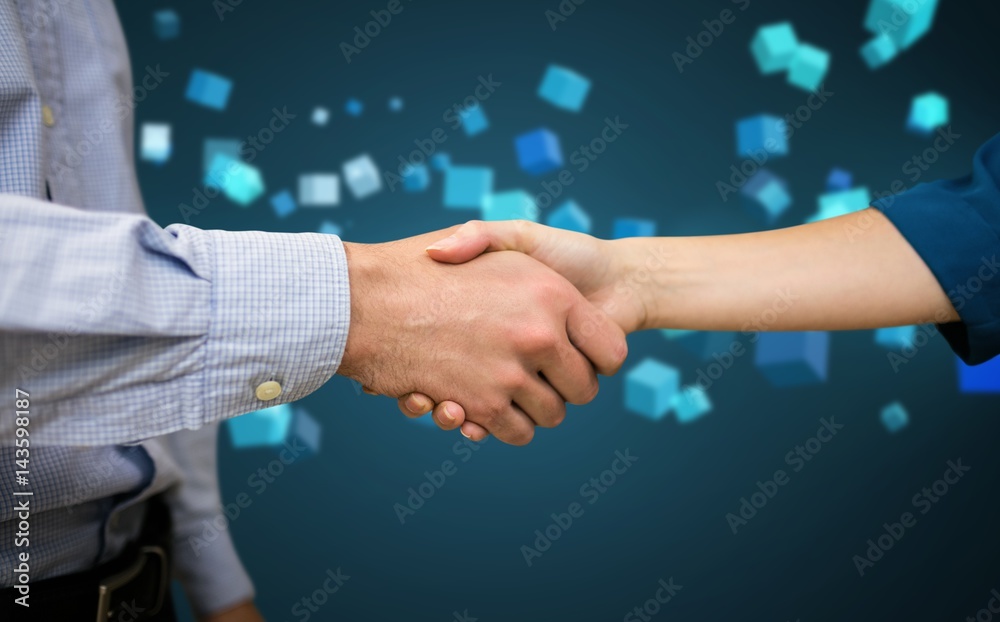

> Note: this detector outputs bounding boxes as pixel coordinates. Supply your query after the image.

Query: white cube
[298,173,340,207]
[140,123,171,163]
[311,107,330,126]
[342,154,382,200]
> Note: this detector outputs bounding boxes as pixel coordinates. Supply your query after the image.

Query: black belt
[2,494,176,622]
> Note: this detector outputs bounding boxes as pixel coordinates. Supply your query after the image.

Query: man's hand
[339,227,627,446]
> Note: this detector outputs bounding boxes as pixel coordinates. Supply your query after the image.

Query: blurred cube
[140,123,171,164]
[317,220,343,236]
[787,44,830,92]
[907,92,949,135]
[204,154,264,206]
[864,0,939,50]
[736,115,788,158]
[431,153,451,171]
[957,356,1000,394]
[269,189,296,218]
[402,164,430,192]
[388,96,404,112]
[612,218,656,239]
[459,103,489,137]
[675,332,738,362]
[546,200,592,233]
[811,186,871,221]
[311,107,330,126]
[203,138,240,174]
[515,128,564,176]
[625,358,680,420]
[750,22,799,74]
[660,329,697,340]
[483,190,538,222]
[289,408,321,457]
[875,326,917,350]
[444,166,493,209]
[342,154,382,200]
[538,64,592,113]
[153,9,180,40]
[227,404,292,448]
[754,332,830,387]
[345,98,363,117]
[826,168,853,191]
[185,69,232,111]
[861,33,899,70]
[299,174,340,207]
[742,169,791,223]
[880,401,909,433]
[672,386,713,424]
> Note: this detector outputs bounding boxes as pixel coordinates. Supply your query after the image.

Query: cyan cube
[742,169,791,222]
[299,174,340,207]
[269,189,297,218]
[826,168,853,191]
[875,326,917,349]
[203,138,240,174]
[388,96,404,112]
[754,331,830,387]
[185,69,232,111]
[317,220,343,236]
[444,166,493,209]
[402,164,430,192]
[880,402,909,433]
[546,200,592,233]
[140,123,171,164]
[153,9,180,41]
[345,98,363,117]
[538,64,592,113]
[957,356,1000,394]
[750,22,799,74]
[864,0,939,50]
[675,332,738,362]
[814,186,871,221]
[204,154,264,206]
[736,115,788,159]
[227,404,293,448]
[672,386,713,424]
[289,408,322,457]
[612,218,656,239]
[459,104,489,137]
[861,33,899,70]
[431,153,451,171]
[660,329,697,340]
[515,128,564,176]
[907,92,948,135]
[483,190,538,222]
[625,358,680,420]
[311,107,330,126]
[343,154,382,200]
[787,44,830,92]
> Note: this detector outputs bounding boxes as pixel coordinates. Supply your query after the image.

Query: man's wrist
[339,241,381,382]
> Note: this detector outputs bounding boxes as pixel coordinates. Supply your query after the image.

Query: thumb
[425,220,538,264]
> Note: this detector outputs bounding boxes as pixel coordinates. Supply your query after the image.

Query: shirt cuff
[172,520,256,616]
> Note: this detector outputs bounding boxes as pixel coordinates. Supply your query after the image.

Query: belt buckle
[95,546,168,622]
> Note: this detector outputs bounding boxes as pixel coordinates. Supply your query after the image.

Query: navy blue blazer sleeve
[874,131,1000,365]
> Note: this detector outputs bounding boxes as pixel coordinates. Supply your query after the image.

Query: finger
[538,336,600,405]
[397,393,434,418]
[424,220,540,264]
[513,374,567,428]
[460,421,490,442]
[566,300,629,376]
[469,402,535,446]
[432,401,466,431]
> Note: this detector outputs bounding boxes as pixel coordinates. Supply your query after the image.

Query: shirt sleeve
[874,131,1000,365]
[0,195,351,446]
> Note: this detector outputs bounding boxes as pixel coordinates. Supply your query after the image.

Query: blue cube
[754,332,830,387]
[311,107,330,126]
[444,166,493,209]
[483,190,538,222]
[185,69,233,111]
[875,326,917,350]
[402,164,430,192]
[672,386,713,424]
[660,329,697,341]
[345,98,363,117]
[750,22,799,74]
[203,138,240,174]
[153,9,180,41]
[736,115,788,159]
[205,154,264,206]
[957,356,1000,394]
[811,186,871,221]
[880,402,909,433]
[742,170,791,222]
[342,154,382,200]
[227,404,293,448]
[299,173,340,207]
[612,218,656,239]
[861,33,899,70]
[289,408,322,457]
[675,332,738,362]
[538,64,591,113]
[459,103,489,137]
[317,220,343,236]
[515,128,564,176]
[388,96,404,112]
[431,153,451,171]
[269,190,297,218]
[864,0,939,50]
[546,200,592,233]
[787,44,830,92]
[826,168,853,191]
[907,92,948,135]
[625,358,680,420]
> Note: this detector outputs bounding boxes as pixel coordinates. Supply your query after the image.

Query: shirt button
[255,380,282,401]
[41,105,55,127]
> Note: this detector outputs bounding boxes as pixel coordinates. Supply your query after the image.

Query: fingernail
[442,404,455,422]
[405,395,428,414]
[460,429,472,439]
[425,235,458,252]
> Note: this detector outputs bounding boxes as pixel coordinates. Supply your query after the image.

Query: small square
[203,138,241,174]
[444,166,493,209]
[431,153,451,171]
[787,44,830,93]
[875,326,916,350]
[546,200,591,233]
[299,174,340,207]
[754,331,830,387]
[736,115,788,159]
[515,128,564,176]
[342,154,382,200]
[140,123,171,164]
[880,402,909,434]
[625,358,680,420]
[826,168,853,191]
[153,9,180,40]
[907,92,949,136]
[270,190,297,218]
[311,107,330,126]
[861,33,898,70]
[672,386,712,424]
[459,104,489,137]
[317,220,342,236]
[227,404,292,448]
[483,190,538,222]
[742,170,791,223]
[538,65,591,113]
[388,96,404,112]
[750,22,799,74]
[204,154,264,206]
[185,69,233,111]
[612,218,656,238]
[345,98,363,117]
[402,164,430,192]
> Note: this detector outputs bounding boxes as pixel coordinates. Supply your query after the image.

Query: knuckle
[506,426,535,446]
[514,325,559,355]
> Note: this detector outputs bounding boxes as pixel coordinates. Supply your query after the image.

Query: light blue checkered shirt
[0,0,351,615]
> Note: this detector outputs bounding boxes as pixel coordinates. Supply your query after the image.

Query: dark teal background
[115,1,1000,620]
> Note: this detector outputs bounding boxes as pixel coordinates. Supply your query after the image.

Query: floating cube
[269,189,296,218]
[754,332,830,387]
[875,326,916,349]
[613,218,656,238]
[459,104,489,137]
[345,98,363,117]
[227,404,293,448]
[317,220,342,236]
[444,166,493,209]
[907,92,948,135]
[388,96,404,112]
[153,9,180,40]
[483,190,538,222]
[537,64,592,113]
[742,170,792,222]
[546,200,592,233]
[402,164,430,192]
[515,128,564,176]
[185,69,232,111]
[204,154,264,206]
[787,44,830,92]
[288,408,322,457]
[431,153,451,171]
[299,174,340,207]
[826,168,853,191]
[674,332,738,362]
[625,358,680,420]
[672,386,713,424]
[660,329,697,340]
[880,402,909,433]
[203,138,241,174]
[342,154,382,200]
[140,123,171,164]
[311,107,330,126]
[736,115,788,159]
[860,33,899,69]
[750,22,799,74]
[864,0,939,50]
[957,356,1000,394]
[808,186,871,222]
